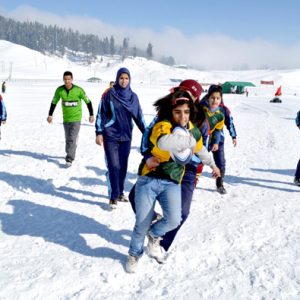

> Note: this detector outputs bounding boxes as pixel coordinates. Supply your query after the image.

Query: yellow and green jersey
[138,120,203,184]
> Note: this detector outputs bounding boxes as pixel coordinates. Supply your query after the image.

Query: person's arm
[195,146,220,178]
[95,101,103,145]
[223,105,237,146]
[47,88,61,123]
[95,93,112,145]
[80,88,94,123]
[140,116,160,169]
[157,132,196,152]
[140,116,158,155]
[296,111,300,128]
[132,98,147,134]
[1,100,7,122]
[210,129,222,151]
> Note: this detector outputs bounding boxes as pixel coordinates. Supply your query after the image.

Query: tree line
[0,15,174,64]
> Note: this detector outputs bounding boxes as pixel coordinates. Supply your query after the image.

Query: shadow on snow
[197,169,299,193]
[0,199,129,261]
[0,149,64,167]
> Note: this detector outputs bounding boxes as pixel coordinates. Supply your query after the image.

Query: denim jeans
[212,141,226,173]
[103,140,131,200]
[128,176,182,257]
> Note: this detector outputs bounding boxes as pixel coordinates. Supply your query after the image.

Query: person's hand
[146,156,160,169]
[211,166,221,178]
[89,116,95,123]
[232,138,237,147]
[211,144,219,152]
[96,135,103,146]
[47,116,53,123]
[1,120,6,125]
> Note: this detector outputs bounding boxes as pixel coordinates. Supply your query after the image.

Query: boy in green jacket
[47,71,94,167]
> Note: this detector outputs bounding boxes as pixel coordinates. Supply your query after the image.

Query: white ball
[169,126,193,166]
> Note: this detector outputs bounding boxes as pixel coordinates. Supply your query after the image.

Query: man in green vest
[47,71,94,167]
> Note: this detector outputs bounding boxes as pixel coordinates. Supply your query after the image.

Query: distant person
[101,81,115,100]
[95,67,146,209]
[0,94,7,140]
[2,82,6,93]
[245,89,249,97]
[294,111,300,186]
[47,71,94,167]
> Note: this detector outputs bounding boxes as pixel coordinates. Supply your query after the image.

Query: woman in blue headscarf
[95,68,146,209]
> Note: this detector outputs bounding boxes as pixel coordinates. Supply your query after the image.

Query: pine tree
[110,36,115,56]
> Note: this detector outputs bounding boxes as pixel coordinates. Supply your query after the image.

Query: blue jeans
[212,141,226,173]
[128,176,182,257]
[160,164,197,251]
[103,140,131,200]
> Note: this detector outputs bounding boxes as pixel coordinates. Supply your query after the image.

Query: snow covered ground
[1,41,300,299]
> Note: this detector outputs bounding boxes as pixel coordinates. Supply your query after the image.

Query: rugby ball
[169,126,193,166]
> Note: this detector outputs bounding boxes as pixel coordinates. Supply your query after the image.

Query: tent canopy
[87,77,102,82]
[222,81,255,94]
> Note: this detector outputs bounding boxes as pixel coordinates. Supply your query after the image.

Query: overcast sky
[1,0,300,69]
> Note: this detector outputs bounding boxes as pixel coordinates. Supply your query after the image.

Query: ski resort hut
[222,81,255,94]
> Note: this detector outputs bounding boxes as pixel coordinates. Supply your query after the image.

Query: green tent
[87,77,102,83]
[222,81,255,94]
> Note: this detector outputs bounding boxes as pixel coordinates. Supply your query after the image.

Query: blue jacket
[95,88,146,141]
[219,103,237,143]
[296,111,300,127]
[0,96,7,123]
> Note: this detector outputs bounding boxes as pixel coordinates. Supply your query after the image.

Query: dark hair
[63,71,73,78]
[207,84,222,98]
[193,105,206,129]
[154,90,195,122]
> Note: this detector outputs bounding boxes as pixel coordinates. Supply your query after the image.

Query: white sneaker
[109,199,118,210]
[125,255,139,273]
[147,234,165,264]
[65,161,72,168]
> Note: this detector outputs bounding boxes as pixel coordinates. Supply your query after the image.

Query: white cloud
[3,5,300,70]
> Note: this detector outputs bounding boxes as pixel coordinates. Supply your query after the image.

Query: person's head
[154,90,194,127]
[178,79,203,102]
[206,84,222,110]
[63,71,73,89]
[115,68,130,89]
[109,81,115,87]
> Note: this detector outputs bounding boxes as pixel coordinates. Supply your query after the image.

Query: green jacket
[52,85,91,123]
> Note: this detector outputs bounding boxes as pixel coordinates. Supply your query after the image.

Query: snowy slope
[0,41,300,300]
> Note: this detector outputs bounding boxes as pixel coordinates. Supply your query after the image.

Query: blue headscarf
[110,67,141,118]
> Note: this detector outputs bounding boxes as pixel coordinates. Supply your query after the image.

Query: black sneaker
[217,185,227,194]
[118,193,129,202]
[294,177,300,187]
[65,161,72,168]
[109,199,118,209]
